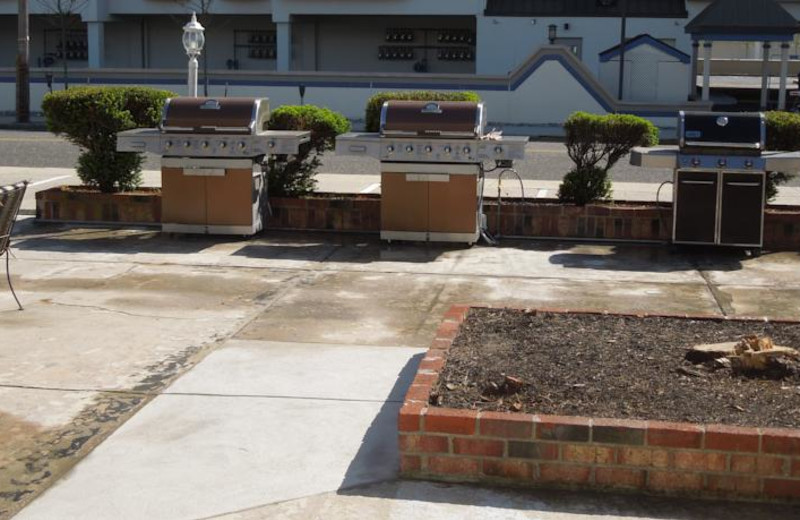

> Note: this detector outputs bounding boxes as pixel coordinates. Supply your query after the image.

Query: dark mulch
[435,308,800,429]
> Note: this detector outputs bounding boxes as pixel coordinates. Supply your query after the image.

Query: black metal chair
[0,181,28,310]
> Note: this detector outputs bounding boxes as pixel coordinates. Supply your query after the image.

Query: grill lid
[161,97,269,135]
[380,101,485,138]
[679,111,765,154]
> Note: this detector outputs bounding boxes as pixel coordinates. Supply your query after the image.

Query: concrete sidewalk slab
[236,271,452,348]
[167,340,425,402]
[237,269,722,349]
[16,340,422,520]
[15,396,402,520]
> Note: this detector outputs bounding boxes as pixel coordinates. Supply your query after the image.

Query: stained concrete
[4,218,800,519]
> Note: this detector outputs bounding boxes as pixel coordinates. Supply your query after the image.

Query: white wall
[475,16,690,77]
[0,48,673,132]
[296,15,475,74]
[599,45,689,103]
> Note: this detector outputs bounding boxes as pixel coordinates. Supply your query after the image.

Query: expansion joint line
[693,262,733,317]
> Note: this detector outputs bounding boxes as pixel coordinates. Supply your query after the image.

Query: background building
[0,1,797,131]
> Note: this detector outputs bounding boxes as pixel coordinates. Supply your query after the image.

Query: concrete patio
[1,217,799,519]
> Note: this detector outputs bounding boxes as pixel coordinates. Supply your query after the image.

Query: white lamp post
[182,12,205,97]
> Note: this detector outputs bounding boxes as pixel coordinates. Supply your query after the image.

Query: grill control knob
[443,146,452,154]
[494,146,503,155]
[717,158,727,168]
[238,141,247,150]
[201,141,209,149]
[268,141,276,149]
[744,159,754,169]
[183,140,192,148]
[691,157,701,167]
[219,141,227,149]
[405,145,414,153]
[164,140,173,149]
[424,146,433,154]
[386,145,395,154]
[462,146,471,155]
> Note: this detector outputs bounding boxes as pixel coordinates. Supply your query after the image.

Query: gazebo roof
[686,0,799,41]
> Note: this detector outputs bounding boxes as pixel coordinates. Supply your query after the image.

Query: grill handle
[681,180,715,185]
[726,182,761,187]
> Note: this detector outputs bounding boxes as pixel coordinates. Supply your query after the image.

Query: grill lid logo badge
[199,99,221,110]
[421,103,443,114]
[716,116,729,127]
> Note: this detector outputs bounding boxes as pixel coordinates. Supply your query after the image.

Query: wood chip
[677,366,707,378]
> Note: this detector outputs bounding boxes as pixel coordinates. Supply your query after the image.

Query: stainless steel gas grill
[336,100,527,244]
[117,97,310,235]
[631,111,800,251]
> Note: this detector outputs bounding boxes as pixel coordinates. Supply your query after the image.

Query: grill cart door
[380,171,430,237]
[719,172,765,247]
[674,171,718,244]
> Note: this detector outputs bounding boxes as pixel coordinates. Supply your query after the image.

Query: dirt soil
[435,309,800,428]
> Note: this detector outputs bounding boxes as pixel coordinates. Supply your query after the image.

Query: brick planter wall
[266,195,380,232]
[36,186,161,225]
[399,306,800,503]
[483,201,671,242]
[33,188,800,251]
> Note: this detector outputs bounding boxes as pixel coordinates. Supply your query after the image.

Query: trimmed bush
[42,86,174,193]
[765,111,800,202]
[267,105,351,197]
[364,90,480,132]
[559,112,659,205]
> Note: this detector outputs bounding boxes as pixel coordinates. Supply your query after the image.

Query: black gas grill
[674,111,767,249]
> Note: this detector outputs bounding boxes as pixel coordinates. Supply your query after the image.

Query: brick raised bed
[36,186,161,225]
[264,197,800,252]
[34,188,800,251]
[399,305,800,503]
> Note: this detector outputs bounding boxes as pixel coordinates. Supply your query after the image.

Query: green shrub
[364,90,480,132]
[42,86,174,193]
[558,112,659,205]
[765,111,800,201]
[266,105,351,197]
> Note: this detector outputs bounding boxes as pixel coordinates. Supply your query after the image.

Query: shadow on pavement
[235,234,467,264]
[338,352,423,490]
[12,220,215,255]
[549,244,744,273]
[339,479,800,519]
